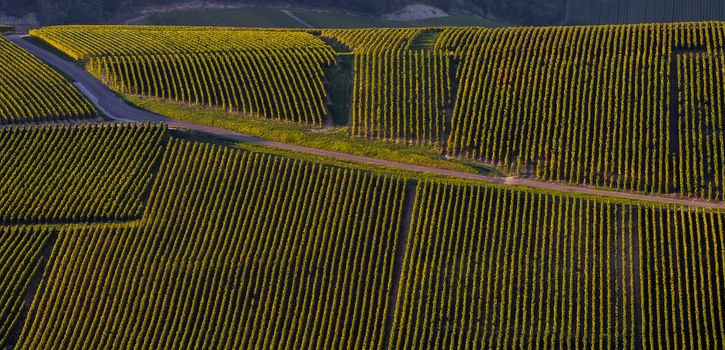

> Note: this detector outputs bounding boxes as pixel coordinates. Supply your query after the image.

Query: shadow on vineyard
[324,53,354,126]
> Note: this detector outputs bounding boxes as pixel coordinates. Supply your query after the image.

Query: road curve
[9,34,725,209]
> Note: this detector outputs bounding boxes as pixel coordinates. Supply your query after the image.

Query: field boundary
[382,179,417,349]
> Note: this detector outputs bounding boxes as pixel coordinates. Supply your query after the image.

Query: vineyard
[0,123,166,223]
[30,23,725,201]
[4,20,725,349]
[0,36,96,124]
[15,139,409,349]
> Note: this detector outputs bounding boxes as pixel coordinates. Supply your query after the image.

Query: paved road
[10,34,725,209]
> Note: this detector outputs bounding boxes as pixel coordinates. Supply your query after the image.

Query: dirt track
[9,34,725,209]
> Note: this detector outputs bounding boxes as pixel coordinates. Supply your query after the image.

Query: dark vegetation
[0,0,566,26]
[566,0,725,25]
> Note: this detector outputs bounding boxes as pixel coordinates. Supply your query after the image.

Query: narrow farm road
[10,34,725,209]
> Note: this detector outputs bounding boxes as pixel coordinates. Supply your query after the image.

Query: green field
[133,7,306,27]
[131,6,503,28]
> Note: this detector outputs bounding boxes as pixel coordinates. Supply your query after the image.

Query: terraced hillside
[0,36,96,124]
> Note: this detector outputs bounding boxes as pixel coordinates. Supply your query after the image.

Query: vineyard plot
[16,140,409,349]
[351,50,451,144]
[392,180,725,349]
[89,49,333,124]
[638,207,725,349]
[391,182,640,348]
[0,123,166,223]
[33,26,337,125]
[440,23,725,201]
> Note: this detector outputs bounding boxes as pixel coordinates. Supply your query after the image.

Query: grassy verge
[127,95,493,175]
[170,128,465,180]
